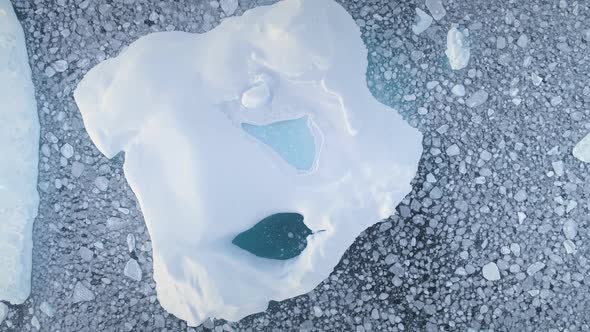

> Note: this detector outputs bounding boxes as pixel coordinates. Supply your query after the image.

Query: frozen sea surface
[0,0,40,304]
[74,0,422,326]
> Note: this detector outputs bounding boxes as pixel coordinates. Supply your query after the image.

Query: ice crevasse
[74,0,423,326]
[0,0,40,304]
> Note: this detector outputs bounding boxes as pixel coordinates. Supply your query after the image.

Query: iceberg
[0,0,40,304]
[74,0,422,326]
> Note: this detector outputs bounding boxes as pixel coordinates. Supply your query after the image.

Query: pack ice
[74,0,422,325]
[0,0,40,304]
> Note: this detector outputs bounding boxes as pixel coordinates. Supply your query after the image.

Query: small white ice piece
[220,0,238,16]
[451,84,466,96]
[482,262,500,281]
[425,0,446,21]
[412,8,433,35]
[446,25,470,70]
[573,133,590,162]
[0,0,40,304]
[466,89,489,108]
[124,259,142,281]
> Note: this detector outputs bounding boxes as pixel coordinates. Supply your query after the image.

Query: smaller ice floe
[573,133,590,162]
[425,0,446,21]
[412,8,433,35]
[446,25,470,70]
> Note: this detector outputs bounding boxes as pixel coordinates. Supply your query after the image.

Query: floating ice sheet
[75,0,422,325]
[0,0,40,304]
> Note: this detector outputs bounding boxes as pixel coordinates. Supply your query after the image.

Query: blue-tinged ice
[242,117,315,171]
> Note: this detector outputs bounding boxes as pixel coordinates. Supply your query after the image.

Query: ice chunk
[573,132,590,162]
[412,8,433,35]
[425,0,446,21]
[482,262,500,281]
[220,0,238,16]
[466,89,489,108]
[0,0,40,304]
[124,259,142,281]
[446,25,470,70]
[72,282,94,303]
[74,0,423,326]
[451,84,466,96]
[0,303,6,325]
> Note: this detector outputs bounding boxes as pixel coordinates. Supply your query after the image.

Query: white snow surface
[446,25,470,70]
[0,0,40,304]
[74,0,422,325]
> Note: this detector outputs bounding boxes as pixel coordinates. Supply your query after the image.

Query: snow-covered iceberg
[0,0,40,304]
[74,0,422,325]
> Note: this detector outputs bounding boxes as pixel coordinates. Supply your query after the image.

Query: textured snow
[446,25,470,70]
[74,0,422,325]
[0,0,40,304]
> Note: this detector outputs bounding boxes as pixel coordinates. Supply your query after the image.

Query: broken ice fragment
[526,261,545,276]
[412,8,433,35]
[124,258,142,281]
[446,25,470,70]
[563,240,576,254]
[220,0,238,16]
[72,282,95,303]
[466,89,488,108]
[573,133,590,162]
[551,161,564,177]
[425,0,446,21]
[482,262,500,281]
[563,220,577,240]
[451,84,466,96]
[232,213,312,260]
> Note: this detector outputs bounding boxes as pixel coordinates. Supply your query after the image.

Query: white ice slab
[446,25,470,70]
[0,0,40,304]
[74,0,422,326]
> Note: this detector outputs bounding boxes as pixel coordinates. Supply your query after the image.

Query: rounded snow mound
[74,0,422,326]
